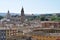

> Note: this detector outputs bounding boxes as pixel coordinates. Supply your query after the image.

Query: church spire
[21,7,24,12]
[6,10,11,19]
[21,7,25,23]
[21,7,24,16]
[8,10,9,13]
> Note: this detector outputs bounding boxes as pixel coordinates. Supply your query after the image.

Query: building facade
[40,21,60,28]
[0,30,6,40]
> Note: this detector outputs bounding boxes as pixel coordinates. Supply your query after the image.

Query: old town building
[40,21,60,28]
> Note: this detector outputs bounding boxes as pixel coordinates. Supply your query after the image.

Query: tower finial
[8,10,9,13]
[21,6,24,12]
[22,6,23,8]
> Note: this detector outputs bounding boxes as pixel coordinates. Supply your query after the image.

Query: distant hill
[0,13,39,16]
[0,13,18,16]
[0,13,60,17]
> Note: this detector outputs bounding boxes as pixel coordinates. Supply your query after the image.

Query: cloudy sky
[0,0,60,14]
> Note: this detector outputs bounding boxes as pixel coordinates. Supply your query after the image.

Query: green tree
[0,16,4,20]
[56,17,60,21]
[40,16,45,21]
[51,15,60,21]
[51,16,57,21]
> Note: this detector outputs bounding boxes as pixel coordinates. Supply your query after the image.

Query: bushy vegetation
[51,16,60,21]
[30,15,60,21]
[0,16,4,20]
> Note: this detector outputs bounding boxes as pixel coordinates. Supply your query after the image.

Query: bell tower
[6,10,11,19]
[21,7,25,23]
[21,7,25,16]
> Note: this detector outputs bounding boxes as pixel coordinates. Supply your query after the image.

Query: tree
[56,17,60,21]
[51,16,57,21]
[51,15,60,21]
[40,16,45,21]
[0,16,4,20]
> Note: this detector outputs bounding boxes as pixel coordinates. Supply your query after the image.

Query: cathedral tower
[6,10,11,19]
[21,7,25,23]
[21,7,25,16]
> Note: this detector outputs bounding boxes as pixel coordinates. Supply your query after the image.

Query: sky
[0,0,60,14]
